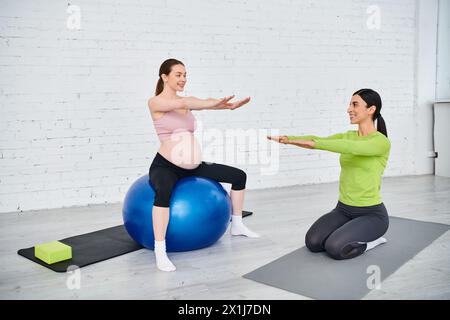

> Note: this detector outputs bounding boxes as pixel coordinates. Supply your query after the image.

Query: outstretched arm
[267,136,316,149]
[149,95,251,112]
[268,133,390,156]
[267,133,345,149]
[148,97,186,112]
[314,137,390,156]
[284,133,344,149]
[185,95,251,111]
[286,133,345,141]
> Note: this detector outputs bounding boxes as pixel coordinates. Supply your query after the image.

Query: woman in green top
[268,89,390,260]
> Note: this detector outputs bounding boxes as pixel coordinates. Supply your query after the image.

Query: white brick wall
[0,0,425,213]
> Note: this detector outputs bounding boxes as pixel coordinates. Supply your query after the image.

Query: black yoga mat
[18,211,253,273]
[18,225,143,273]
[243,216,450,300]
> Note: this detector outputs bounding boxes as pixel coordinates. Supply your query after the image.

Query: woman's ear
[368,105,377,116]
[161,74,168,83]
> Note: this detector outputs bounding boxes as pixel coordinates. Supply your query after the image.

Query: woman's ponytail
[155,77,164,96]
[376,113,388,138]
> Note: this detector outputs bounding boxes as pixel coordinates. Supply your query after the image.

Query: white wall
[436,0,450,100]
[414,0,438,175]
[0,0,435,213]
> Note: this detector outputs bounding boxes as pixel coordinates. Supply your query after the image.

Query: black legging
[305,201,389,260]
[149,152,246,207]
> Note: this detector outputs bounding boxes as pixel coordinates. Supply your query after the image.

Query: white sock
[230,214,260,238]
[154,240,176,272]
[363,237,387,252]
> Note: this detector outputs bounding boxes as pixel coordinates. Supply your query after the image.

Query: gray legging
[305,201,389,260]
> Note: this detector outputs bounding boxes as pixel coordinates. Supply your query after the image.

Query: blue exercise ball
[123,174,232,252]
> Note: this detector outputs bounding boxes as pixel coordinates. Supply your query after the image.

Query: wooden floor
[0,174,449,300]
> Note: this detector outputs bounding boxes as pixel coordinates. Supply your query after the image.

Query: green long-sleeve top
[287,130,391,207]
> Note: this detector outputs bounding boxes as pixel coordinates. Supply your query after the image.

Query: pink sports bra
[152,109,196,142]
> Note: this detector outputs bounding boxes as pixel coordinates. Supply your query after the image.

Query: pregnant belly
[158,132,202,170]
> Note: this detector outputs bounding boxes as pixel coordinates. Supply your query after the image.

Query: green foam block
[34,241,72,264]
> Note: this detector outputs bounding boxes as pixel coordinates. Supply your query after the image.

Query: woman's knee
[151,178,177,207]
[153,190,172,207]
[305,229,325,252]
[231,168,247,190]
[324,238,345,260]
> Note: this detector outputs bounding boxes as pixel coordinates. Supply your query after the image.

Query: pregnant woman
[268,89,390,260]
[148,58,259,272]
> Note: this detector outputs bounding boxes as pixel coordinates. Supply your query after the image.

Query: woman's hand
[187,95,251,111]
[226,96,251,110]
[207,95,251,110]
[267,136,290,144]
[267,136,315,149]
[208,95,236,109]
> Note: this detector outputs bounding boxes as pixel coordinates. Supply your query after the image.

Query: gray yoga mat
[243,216,449,300]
